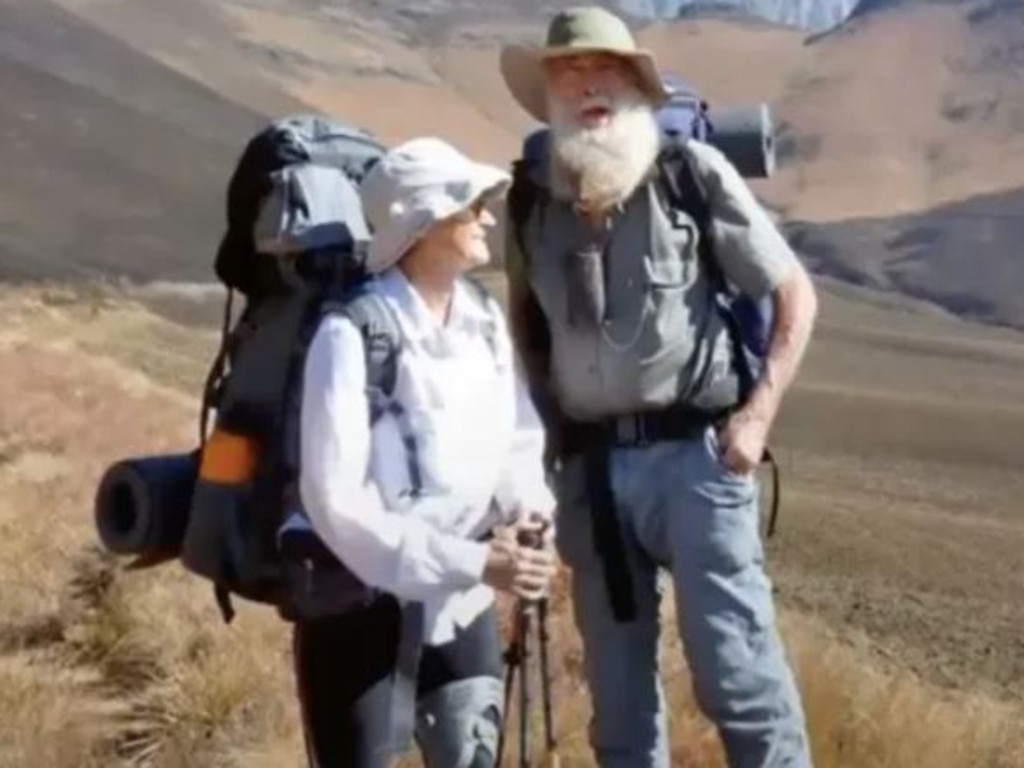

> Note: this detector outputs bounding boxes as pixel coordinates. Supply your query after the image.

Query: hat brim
[500,44,669,123]
[365,162,511,276]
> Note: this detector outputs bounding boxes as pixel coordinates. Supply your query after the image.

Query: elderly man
[499,6,817,768]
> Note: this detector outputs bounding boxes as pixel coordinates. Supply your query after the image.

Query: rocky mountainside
[3,0,1024,331]
[619,0,864,30]
[788,184,1024,329]
[294,0,868,33]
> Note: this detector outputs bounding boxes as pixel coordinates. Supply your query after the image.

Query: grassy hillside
[0,280,1022,766]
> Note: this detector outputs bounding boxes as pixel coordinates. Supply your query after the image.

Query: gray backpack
[92,114,500,624]
[179,115,409,623]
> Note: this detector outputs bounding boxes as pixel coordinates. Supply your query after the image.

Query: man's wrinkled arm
[748,262,817,425]
[693,141,819,426]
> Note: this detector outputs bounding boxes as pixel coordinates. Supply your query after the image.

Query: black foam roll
[707,103,776,179]
[94,452,197,563]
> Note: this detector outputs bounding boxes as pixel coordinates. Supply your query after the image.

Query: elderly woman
[293,137,557,768]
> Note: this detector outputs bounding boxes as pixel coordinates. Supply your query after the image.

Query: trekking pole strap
[389,601,424,751]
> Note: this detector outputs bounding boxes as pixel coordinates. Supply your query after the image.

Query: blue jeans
[553,426,811,768]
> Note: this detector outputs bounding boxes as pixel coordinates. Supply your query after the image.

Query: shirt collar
[375,267,493,344]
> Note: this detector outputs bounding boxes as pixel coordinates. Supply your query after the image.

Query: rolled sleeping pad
[94,452,198,568]
[705,103,776,179]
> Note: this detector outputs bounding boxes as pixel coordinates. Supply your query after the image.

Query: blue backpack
[507,91,780,537]
[654,73,715,143]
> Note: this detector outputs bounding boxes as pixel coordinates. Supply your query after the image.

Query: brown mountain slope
[421,16,809,162]
[217,5,524,164]
[5,0,1024,331]
[270,2,1024,225]
[767,1,1024,221]
[0,0,266,146]
[787,184,1024,329]
[45,0,309,117]
[0,0,270,284]
[34,0,1024,222]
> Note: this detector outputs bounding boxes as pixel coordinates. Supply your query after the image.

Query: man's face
[544,53,639,129]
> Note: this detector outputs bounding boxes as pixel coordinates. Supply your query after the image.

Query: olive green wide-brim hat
[500,6,670,123]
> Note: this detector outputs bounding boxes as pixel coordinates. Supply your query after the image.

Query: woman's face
[417,196,497,271]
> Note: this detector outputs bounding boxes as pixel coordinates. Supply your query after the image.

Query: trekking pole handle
[516,516,550,550]
[517,519,551,609]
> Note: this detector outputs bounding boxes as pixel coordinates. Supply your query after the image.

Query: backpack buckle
[667,208,694,232]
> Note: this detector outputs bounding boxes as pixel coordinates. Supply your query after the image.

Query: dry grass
[58,548,298,768]
[493,586,1024,768]
[0,285,1021,767]
[786,614,1024,768]
[0,286,298,766]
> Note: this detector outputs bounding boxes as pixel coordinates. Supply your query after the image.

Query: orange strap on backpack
[198,429,259,485]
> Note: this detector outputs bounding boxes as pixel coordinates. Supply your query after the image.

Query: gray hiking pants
[552,425,812,768]
[294,598,503,767]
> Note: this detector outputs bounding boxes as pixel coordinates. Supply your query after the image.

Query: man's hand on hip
[717,407,770,476]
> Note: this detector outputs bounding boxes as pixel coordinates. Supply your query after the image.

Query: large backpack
[506,104,781,538]
[179,115,408,623]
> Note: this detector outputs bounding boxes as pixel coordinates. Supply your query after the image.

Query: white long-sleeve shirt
[292,267,554,644]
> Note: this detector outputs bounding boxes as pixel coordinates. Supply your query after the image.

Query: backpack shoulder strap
[653,141,728,295]
[506,130,552,264]
[328,288,429,496]
[654,142,760,398]
[324,289,403,405]
[459,273,501,362]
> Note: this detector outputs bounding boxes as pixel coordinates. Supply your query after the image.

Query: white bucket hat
[359,137,511,275]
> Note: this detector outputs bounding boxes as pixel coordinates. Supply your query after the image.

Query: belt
[560,404,729,457]
[558,403,731,625]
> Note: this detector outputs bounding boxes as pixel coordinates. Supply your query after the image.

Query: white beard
[548,90,661,212]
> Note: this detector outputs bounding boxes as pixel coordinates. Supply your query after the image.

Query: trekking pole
[536,597,560,768]
[497,599,531,767]
[496,519,560,767]
[496,603,522,766]
[518,601,532,768]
